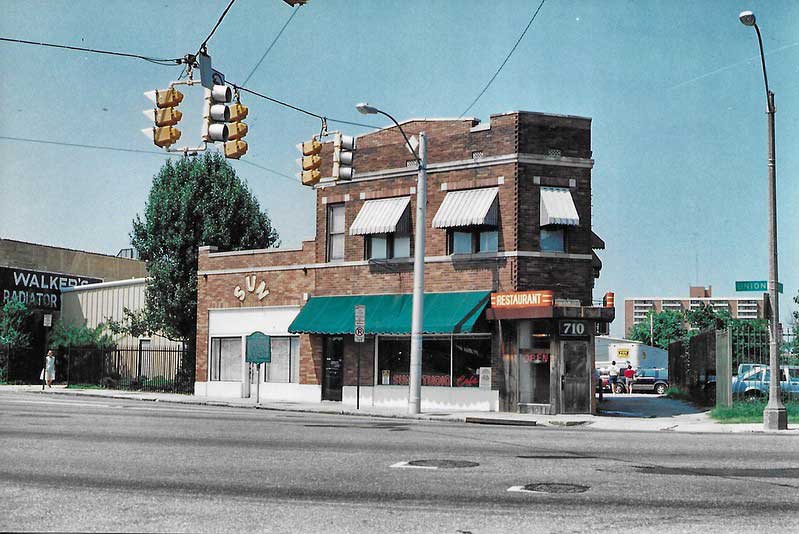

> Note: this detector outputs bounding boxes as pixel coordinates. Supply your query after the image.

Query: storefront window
[210,337,240,381]
[377,335,491,387]
[267,336,300,383]
[453,336,491,387]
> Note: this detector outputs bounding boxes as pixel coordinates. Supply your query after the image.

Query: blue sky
[1,0,797,336]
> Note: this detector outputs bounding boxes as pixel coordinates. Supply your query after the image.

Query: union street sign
[736,280,783,293]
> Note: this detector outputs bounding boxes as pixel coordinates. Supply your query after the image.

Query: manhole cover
[520,483,589,494]
[407,459,479,469]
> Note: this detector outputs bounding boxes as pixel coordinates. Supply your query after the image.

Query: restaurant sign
[490,290,554,309]
[0,266,102,310]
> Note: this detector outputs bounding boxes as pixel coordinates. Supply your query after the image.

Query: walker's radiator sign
[0,267,102,310]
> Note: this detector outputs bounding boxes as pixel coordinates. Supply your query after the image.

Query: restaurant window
[209,337,240,381]
[377,335,491,387]
[540,227,565,252]
[327,203,345,261]
[366,233,411,260]
[266,336,300,383]
[448,227,498,254]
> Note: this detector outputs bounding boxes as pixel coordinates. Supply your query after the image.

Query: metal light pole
[356,103,426,414]
[739,10,787,430]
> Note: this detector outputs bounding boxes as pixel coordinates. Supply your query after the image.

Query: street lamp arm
[752,23,774,112]
[373,110,421,163]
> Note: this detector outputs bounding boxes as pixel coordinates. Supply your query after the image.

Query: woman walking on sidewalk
[43,350,56,388]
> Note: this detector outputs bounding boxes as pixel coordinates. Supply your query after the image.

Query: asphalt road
[1,392,797,533]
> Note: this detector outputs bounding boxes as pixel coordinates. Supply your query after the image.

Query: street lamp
[356,102,426,415]
[739,10,787,430]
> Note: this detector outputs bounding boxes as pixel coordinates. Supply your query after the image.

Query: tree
[684,302,732,333]
[628,310,688,350]
[127,153,279,385]
[48,320,115,351]
[0,300,32,350]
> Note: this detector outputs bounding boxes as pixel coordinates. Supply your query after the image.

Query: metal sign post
[245,332,271,405]
[354,305,365,410]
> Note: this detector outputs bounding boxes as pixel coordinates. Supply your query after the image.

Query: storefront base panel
[342,386,499,412]
[518,403,553,415]
[196,381,242,398]
[257,383,321,402]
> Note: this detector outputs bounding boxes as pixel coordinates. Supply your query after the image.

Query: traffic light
[142,87,184,148]
[332,132,356,180]
[203,84,233,143]
[223,98,248,159]
[297,138,322,186]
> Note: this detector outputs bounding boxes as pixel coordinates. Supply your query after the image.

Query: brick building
[195,111,613,414]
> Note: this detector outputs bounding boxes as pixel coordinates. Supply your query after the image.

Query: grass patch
[710,400,799,424]
[66,383,105,390]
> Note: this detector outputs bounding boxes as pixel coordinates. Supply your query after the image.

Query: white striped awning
[432,187,498,228]
[540,187,580,226]
[349,196,411,236]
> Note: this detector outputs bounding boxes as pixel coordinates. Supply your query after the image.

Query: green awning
[288,291,491,335]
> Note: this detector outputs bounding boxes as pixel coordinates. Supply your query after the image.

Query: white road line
[390,461,438,470]
[508,486,538,493]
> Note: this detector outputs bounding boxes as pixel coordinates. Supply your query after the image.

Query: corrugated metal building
[61,278,181,349]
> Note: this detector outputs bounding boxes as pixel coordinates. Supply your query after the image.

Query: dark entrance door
[322,336,343,401]
[560,340,590,413]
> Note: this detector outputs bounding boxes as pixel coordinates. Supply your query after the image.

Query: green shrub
[663,387,691,401]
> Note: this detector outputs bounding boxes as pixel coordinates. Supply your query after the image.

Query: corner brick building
[195,111,613,414]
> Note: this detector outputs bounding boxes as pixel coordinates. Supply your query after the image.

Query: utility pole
[739,10,787,430]
[408,132,427,414]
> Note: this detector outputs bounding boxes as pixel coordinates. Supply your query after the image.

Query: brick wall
[196,110,599,387]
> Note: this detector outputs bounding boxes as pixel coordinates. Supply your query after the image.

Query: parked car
[598,368,669,394]
[626,368,669,395]
[732,366,799,400]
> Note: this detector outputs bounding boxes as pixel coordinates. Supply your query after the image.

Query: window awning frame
[432,187,499,229]
[540,187,580,227]
[349,196,411,236]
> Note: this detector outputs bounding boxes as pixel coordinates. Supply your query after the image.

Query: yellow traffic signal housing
[151,126,181,148]
[297,136,323,186]
[301,139,322,156]
[301,169,321,186]
[227,122,248,141]
[224,140,248,159]
[143,87,184,149]
[150,88,184,108]
[153,108,182,127]
[229,103,248,122]
[302,155,321,171]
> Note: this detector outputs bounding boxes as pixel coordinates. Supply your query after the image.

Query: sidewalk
[6,385,797,434]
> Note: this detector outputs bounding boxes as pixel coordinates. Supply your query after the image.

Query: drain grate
[406,459,480,469]
[509,483,589,494]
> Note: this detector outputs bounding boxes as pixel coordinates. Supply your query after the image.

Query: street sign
[354,305,365,343]
[245,331,271,364]
[736,280,783,293]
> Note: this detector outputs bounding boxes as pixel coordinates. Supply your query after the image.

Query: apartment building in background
[624,285,764,335]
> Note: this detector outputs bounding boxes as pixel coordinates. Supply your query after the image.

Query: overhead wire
[197,0,238,54]
[0,37,182,66]
[0,135,301,186]
[459,0,546,118]
[233,84,380,130]
[241,5,301,86]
